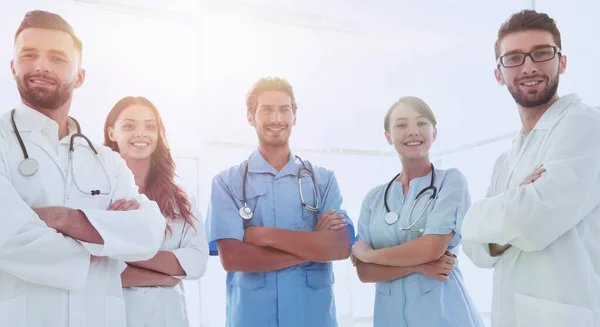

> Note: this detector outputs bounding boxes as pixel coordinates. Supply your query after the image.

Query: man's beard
[507,71,559,108]
[16,73,74,110]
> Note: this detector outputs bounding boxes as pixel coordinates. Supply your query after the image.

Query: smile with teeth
[267,127,285,132]
[521,80,542,86]
[404,141,423,147]
[131,142,149,149]
[29,79,56,85]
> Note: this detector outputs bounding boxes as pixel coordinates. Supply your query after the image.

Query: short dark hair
[14,10,83,55]
[246,77,298,114]
[494,10,561,59]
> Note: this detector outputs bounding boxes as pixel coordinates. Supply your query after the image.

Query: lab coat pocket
[229,272,266,290]
[105,295,127,327]
[514,293,594,327]
[0,295,26,327]
[306,269,334,289]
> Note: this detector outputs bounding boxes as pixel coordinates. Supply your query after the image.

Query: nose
[269,110,283,123]
[407,123,420,136]
[520,55,538,75]
[33,56,51,73]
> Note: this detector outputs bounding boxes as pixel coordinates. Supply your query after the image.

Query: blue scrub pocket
[418,273,446,293]
[229,272,266,290]
[232,183,267,226]
[375,282,391,296]
[306,269,334,289]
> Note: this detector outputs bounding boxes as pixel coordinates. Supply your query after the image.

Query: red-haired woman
[104,96,208,327]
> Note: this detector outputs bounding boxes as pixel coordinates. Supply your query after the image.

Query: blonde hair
[245,76,298,114]
[383,96,437,132]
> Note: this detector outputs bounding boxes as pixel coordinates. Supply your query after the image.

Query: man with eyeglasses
[461,10,600,327]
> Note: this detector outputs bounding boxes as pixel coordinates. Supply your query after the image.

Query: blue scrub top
[206,150,355,327]
[358,168,484,327]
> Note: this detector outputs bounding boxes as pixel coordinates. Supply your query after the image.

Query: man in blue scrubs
[206,76,355,327]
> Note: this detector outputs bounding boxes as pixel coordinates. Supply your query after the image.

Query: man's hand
[418,251,456,281]
[243,226,268,247]
[314,209,346,231]
[108,199,140,211]
[520,164,546,186]
[90,255,106,263]
[32,207,69,230]
[489,243,511,257]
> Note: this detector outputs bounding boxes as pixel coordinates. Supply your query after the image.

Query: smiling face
[385,102,437,162]
[11,27,84,110]
[107,104,159,161]
[248,90,296,148]
[494,30,566,108]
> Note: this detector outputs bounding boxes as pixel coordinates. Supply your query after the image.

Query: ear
[292,112,297,126]
[494,67,506,86]
[10,60,17,81]
[247,111,255,126]
[432,127,438,142]
[558,55,567,74]
[107,127,116,142]
[74,68,86,89]
[384,130,393,145]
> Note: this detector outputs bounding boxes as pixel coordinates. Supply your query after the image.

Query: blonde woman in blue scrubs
[351,96,483,327]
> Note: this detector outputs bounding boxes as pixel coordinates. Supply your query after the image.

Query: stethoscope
[383,163,437,233]
[238,155,320,220]
[10,109,112,196]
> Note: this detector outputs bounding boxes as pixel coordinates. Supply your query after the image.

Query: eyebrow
[501,44,555,56]
[122,119,157,123]
[20,47,69,58]
[259,104,291,109]
[394,116,426,121]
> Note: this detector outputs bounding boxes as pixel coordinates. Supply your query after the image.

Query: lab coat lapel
[499,134,524,191]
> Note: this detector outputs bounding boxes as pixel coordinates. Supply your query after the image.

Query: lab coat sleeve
[319,170,356,245]
[422,168,471,249]
[205,173,245,256]
[356,190,374,247]
[78,148,165,261]
[462,155,505,268]
[171,193,209,280]
[0,141,90,290]
[461,109,600,252]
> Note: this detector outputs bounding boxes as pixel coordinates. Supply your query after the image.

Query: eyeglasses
[497,46,561,68]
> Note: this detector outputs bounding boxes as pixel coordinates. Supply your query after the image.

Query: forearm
[121,265,179,288]
[218,239,306,272]
[128,251,186,277]
[356,260,419,283]
[262,226,351,263]
[54,209,104,244]
[366,234,451,267]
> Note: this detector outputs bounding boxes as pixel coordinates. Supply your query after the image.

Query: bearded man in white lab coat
[461,9,600,327]
[0,10,166,327]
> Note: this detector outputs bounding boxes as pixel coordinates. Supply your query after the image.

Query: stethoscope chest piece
[384,211,399,225]
[19,158,39,177]
[239,205,253,220]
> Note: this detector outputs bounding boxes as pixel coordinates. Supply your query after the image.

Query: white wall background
[2,1,599,326]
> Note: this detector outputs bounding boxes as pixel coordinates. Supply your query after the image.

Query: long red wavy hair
[103,96,195,234]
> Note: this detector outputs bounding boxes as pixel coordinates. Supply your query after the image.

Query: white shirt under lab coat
[123,192,209,327]
[0,105,166,327]
[461,94,600,327]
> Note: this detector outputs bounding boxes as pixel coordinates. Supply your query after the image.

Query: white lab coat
[123,193,209,327]
[461,94,600,327]
[0,105,166,327]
